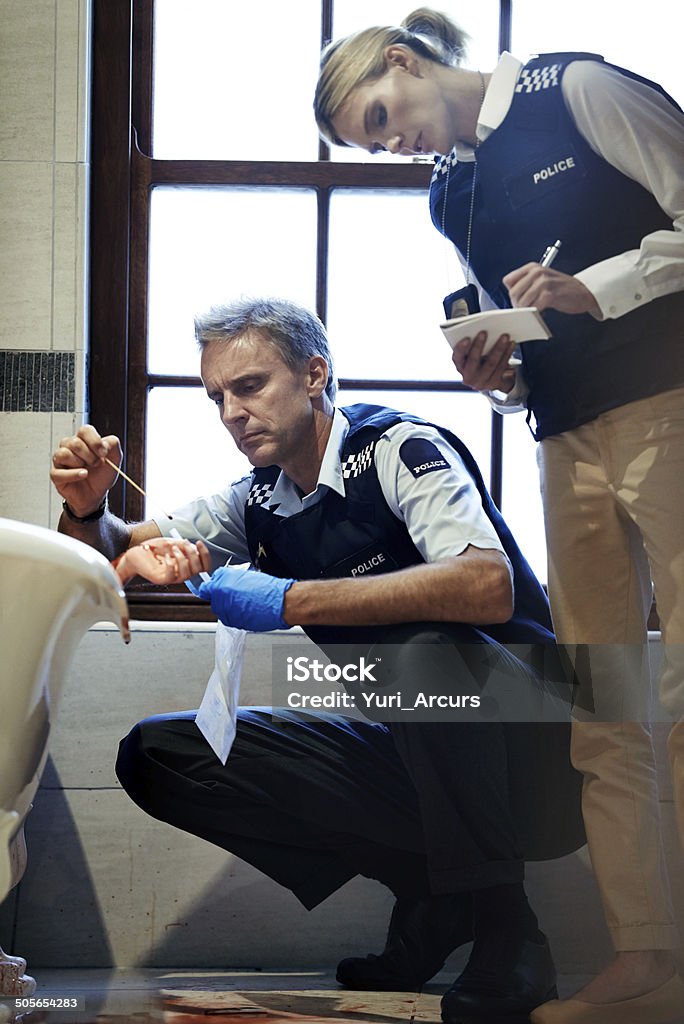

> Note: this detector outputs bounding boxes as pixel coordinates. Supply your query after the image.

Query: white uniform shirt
[155,408,505,572]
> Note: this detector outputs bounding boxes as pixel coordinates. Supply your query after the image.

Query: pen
[540,239,562,268]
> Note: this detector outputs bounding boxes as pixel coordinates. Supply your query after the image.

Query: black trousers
[115,626,582,909]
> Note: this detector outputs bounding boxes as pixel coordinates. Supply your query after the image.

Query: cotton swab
[103,456,174,520]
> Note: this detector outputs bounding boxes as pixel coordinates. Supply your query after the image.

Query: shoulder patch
[516,64,561,93]
[341,442,375,479]
[431,146,458,182]
[399,438,450,479]
[246,481,274,506]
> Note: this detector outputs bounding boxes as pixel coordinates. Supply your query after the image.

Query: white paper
[168,532,247,763]
[440,306,551,354]
[195,620,247,764]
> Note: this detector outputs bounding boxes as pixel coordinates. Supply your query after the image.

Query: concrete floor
[1,968,597,1024]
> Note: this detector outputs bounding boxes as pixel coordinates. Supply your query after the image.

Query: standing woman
[315,8,684,1024]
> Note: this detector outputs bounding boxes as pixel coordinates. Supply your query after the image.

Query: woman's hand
[503,264,601,317]
[451,332,517,393]
[113,537,211,586]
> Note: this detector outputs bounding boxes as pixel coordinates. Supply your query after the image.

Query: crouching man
[50,297,583,1023]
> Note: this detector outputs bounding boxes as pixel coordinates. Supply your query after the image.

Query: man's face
[200,330,321,471]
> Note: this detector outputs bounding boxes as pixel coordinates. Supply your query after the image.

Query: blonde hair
[314,8,468,146]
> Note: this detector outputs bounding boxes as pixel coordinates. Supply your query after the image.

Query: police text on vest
[533,157,575,185]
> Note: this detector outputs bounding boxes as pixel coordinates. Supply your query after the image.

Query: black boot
[440,931,557,1023]
[337,892,472,992]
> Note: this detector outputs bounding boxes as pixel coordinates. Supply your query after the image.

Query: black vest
[430,53,684,440]
[243,404,554,648]
[244,405,586,860]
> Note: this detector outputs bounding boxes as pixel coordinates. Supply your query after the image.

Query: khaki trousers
[538,387,684,951]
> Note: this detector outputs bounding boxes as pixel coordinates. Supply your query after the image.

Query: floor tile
[0,968,604,1024]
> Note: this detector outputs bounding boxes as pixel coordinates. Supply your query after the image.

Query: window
[90,0,503,617]
[89,0,679,617]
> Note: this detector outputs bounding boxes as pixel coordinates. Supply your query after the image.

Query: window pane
[146,387,250,517]
[501,411,547,583]
[153,0,322,160]
[340,388,492,484]
[331,0,501,163]
[511,0,682,105]
[148,187,317,376]
[328,189,462,380]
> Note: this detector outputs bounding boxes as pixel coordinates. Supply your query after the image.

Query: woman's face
[332,49,456,157]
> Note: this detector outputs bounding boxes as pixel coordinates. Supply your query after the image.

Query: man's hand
[113,537,211,587]
[198,566,296,631]
[51,425,122,517]
[503,264,601,317]
[452,332,517,394]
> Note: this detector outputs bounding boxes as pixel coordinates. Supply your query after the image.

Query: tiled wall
[0,0,89,527]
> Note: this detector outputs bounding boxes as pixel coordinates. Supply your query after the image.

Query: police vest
[243,403,554,649]
[430,52,684,440]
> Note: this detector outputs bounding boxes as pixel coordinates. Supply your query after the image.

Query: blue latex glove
[198,565,296,631]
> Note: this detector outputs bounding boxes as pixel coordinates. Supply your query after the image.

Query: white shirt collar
[264,408,349,516]
[477,51,523,141]
[455,52,523,160]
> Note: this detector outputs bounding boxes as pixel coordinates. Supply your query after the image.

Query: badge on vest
[503,146,585,210]
[400,438,450,479]
[254,541,268,570]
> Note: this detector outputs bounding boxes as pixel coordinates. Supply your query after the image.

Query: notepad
[440,307,551,354]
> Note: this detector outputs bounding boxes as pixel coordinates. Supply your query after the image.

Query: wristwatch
[62,496,108,523]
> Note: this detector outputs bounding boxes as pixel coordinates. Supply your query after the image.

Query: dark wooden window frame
[89,0,514,619]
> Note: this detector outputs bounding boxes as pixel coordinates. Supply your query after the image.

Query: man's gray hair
[194,297,337,402]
